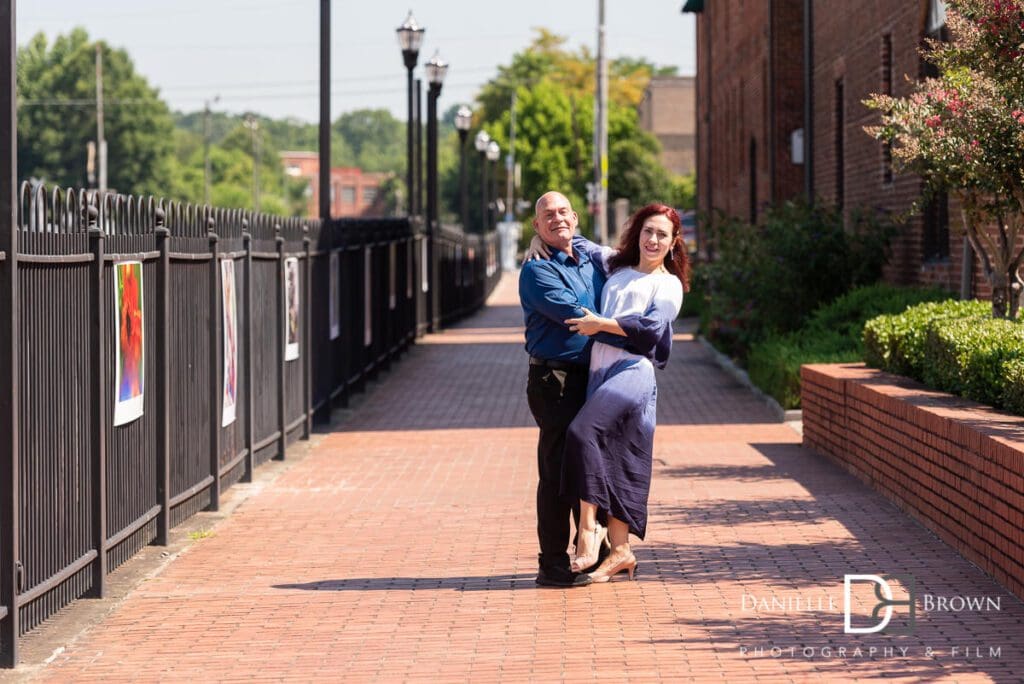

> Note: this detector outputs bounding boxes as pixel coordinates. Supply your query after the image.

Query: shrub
[747,284,950,409]
[862,300,990,377]
[701,199,893,359]
[863,299,1024,415]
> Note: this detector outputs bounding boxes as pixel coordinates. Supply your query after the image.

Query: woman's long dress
[562,255,683,540]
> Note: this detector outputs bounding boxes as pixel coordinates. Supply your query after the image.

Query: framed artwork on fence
[329,250,340,340]
[285,257,300,361]
[364,247,372,347]
[420,237,428,294]
[221,259,238,427]
[113,260,145,427]
[389,243,397,310]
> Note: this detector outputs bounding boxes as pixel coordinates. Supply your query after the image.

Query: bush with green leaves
[746,284,950,409]
[701,199,893,358]
[862,300,990,377]
[863,299,1024,415]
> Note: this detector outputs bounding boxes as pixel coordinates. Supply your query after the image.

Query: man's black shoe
[536,567,592,588]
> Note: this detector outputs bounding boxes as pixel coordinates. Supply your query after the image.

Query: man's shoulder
[520,258,560,282]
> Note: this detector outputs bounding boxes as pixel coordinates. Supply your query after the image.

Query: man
[519,191,607,588]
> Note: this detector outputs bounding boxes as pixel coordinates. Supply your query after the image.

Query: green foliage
[862,299,989,376]
[863,298,1024,414]
[863,0,1024,319]
[746,284,951,409]
[701,199,894,358]
[17,28,175,196]
[463,29,677,227]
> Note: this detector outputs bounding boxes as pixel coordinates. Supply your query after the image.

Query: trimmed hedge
[747,284,951,409]
[863,300,1024,415]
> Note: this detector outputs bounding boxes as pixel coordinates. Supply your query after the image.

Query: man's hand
[565,307,606,336]
[522,234,553,263]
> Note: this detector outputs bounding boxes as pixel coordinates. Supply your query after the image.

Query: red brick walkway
[35,273,1024,682]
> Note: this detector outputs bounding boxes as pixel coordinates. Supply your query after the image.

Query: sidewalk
[26,272,1024,682]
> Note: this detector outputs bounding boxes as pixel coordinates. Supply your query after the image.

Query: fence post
[302,226,311,439]
[154,210,171,544]
[207,216,221,511]
[241,221,254,482]
[275,225,286,460]
[87,206,107,598]
[0,0,18,659]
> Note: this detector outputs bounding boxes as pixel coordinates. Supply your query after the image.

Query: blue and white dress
[562,238,683,539]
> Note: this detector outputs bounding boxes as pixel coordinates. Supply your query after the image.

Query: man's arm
[519,261,586,324]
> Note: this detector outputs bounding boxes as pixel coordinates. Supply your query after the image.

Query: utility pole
[319,0,331,221]
[243,116,261,212]
[505,92,516,223]
[203,96,219,206]
[95,42,107,194]
[594,0,608,244]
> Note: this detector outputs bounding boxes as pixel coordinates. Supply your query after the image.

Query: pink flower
[926,115,943,128]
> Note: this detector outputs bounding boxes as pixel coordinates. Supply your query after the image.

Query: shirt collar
[552,247,588,266]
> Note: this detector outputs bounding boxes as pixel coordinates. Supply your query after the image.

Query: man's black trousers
[526,364,588,574]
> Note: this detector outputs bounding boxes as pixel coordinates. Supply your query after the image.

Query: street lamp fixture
[485,140,500,163]
[397,11,424,214]
[474,130,490,153]
[455,106,472,231]
[425,50,448,87]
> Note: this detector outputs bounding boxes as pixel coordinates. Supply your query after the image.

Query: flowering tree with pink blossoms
[865,0,1024,318]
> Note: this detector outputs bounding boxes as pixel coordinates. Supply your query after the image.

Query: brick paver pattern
[40,273,1024,682]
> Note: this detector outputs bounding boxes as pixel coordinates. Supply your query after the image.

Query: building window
[363,187,377,204]
[922,191,950,261]
[881,34,894,185]
[834,78,844,211]
[749,137,757,224]
[342,186,356,204]
[921,2,950,260]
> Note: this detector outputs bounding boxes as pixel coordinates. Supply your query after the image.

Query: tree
[865,0,1024,318]
[17,28,176,196]
[463,29,678,232]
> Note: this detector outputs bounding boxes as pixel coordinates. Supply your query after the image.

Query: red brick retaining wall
[801,363,1024,600]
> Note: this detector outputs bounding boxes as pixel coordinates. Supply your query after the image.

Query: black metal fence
[0,184,502,665]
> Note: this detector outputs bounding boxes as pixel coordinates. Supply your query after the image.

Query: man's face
[533,193,578,251]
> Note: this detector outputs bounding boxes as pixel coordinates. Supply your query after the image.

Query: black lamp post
[474,130,490,232]
[454,105,472,231]
[486,140,500,232]
[425,51,448,332]
[396,11,424,215]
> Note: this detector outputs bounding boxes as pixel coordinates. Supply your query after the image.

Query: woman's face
[638,214,675,270]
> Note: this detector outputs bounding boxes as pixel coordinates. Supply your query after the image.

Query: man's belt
[529,356,588,372]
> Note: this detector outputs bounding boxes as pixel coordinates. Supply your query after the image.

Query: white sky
[17,0,696,122]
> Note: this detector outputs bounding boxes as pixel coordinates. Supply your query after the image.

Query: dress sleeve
[571,234,616,277]
[612,277,684,369]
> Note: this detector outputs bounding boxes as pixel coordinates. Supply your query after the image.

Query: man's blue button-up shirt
[519,246,605,365]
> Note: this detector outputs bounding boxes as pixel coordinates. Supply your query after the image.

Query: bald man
[519,192,607,588]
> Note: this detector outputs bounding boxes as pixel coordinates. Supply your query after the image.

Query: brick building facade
[688,0,989,295]
[279,151,389,218]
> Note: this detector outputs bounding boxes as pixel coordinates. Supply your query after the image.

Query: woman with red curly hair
[533,203,689,582]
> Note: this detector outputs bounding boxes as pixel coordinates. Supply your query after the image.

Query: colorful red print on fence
[114,261,145,426]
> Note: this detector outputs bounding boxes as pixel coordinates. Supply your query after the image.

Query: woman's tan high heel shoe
[588,546,637,583]
[571,524,608,572]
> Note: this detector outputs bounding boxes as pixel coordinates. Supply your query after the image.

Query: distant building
[280,151,389,218]
[637,76,696,177]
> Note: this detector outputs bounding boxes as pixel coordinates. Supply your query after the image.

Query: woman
[535,203,689,582]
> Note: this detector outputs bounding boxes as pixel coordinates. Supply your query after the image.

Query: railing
[0,184,502,665]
